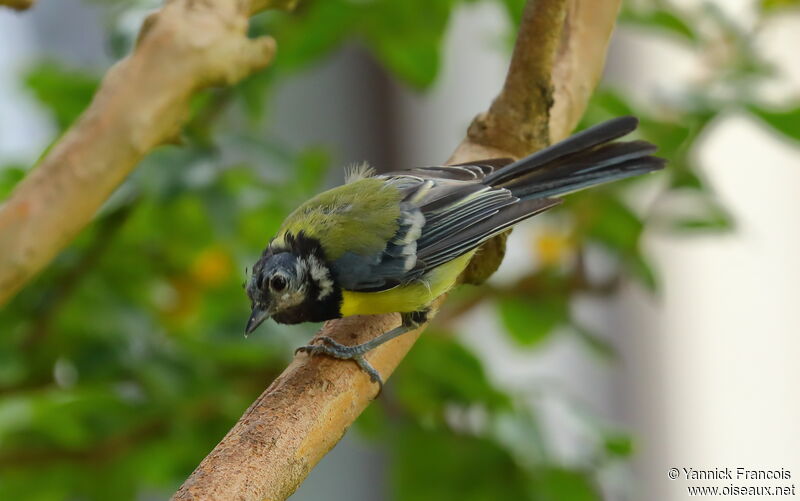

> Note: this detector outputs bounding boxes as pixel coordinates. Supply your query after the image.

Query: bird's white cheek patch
[306,255,334,300]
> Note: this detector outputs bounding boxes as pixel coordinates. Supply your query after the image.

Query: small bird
[245,116,664,387]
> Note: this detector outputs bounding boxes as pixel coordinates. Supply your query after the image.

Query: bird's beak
[245,305,271,336]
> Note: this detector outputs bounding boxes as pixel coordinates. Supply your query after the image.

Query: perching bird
[245,116,664,387]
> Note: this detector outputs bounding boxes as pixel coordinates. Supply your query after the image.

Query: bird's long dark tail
[483,116,665,199]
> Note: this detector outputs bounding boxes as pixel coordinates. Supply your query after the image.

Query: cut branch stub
[464,0,568,158]
[0,0,288,306]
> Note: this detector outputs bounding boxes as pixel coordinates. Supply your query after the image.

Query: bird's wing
[332,165,559,292]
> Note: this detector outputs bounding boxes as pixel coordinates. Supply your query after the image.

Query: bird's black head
[245,234,342,334]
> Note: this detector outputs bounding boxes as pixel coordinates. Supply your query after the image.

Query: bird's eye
[270,275,288,292]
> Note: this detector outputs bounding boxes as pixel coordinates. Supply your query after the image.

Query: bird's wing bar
[333,172,517,292]
[416,188,516,244]
[333,170,560,293]
[415,197,561,270]
[396,163,495,181]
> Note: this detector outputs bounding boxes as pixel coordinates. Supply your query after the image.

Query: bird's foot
[295,337,383,392]
[294,311,430,395]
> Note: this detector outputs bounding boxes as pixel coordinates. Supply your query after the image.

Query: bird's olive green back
[274,178,402,260]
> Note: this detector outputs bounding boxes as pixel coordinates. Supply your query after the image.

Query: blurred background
[1,0,799,499]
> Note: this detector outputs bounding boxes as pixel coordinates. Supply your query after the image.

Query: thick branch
[0,0,34,11]
[460,0,567,158]
[0,0,293,306]
[461,0,622,155]
[455,0,623,283]
[173,1,622,499]
[549,0,623,141]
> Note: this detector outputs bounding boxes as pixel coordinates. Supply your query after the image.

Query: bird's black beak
[245,306,271,336]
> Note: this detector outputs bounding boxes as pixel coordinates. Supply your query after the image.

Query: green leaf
[663,195,735,234]
[294,147,330,194]
[669,213,733,232]
[582,89,637,125]
[669,159,706,190]
[353,399,389,439]
[604,432,634,457]
[499,0,527,26]
[647,10,697,41]
[265,2,354,71]
[760,0,800,12]
[748,104,800,143]
[619,6,697,42]
[393,424,530,501]
[638,118,692,157]
[497,296,566,347]
[490,410,548,466]
[372,35,441,88]
[24,61,99,130]
[573,327,617,361]
[528,467,602,501]
[628,253,659,292]
[0,164,27,199]
[393,333,510,418]
[583,195,644,253]
[361,0,454,89]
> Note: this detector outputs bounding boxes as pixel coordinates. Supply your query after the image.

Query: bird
[245,116,664,388]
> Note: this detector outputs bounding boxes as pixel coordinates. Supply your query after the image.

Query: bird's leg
[295,310,429,392]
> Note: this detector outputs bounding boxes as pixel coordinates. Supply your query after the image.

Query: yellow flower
[534,230,573,267]
[190,247,233,287]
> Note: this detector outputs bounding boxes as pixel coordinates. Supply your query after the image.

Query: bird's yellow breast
[339,251,475,316]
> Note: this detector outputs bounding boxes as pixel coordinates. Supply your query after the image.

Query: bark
[172,0,623,499]
[0,0,294,306]
[456,0,620,284]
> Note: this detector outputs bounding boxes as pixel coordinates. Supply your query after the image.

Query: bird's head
[245,251,309,334]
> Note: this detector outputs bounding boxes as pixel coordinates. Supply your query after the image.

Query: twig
[172,1,622,499]
[0,0,294,306]
[0,0,35,11]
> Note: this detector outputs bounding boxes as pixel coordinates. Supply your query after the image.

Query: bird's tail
[483,116,665,199]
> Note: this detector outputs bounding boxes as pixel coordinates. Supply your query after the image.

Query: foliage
[24,62,99,131]
[0,0,796,500]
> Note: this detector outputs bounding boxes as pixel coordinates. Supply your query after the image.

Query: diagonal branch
[458,0,621,156]
[172,0,623,499]
[0,0,294,306]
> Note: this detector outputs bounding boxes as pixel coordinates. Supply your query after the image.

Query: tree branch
[0,0,294,307]
[172,0,622,499]
[459,0,621,154]
[549,0,624,141]
[0,0,35,11]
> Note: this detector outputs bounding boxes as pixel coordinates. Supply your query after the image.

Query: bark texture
[0,0,622,497]
[0,0,294,306]
[173,0,623,499]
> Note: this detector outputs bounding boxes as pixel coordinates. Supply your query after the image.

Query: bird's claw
[295,337,384,395]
